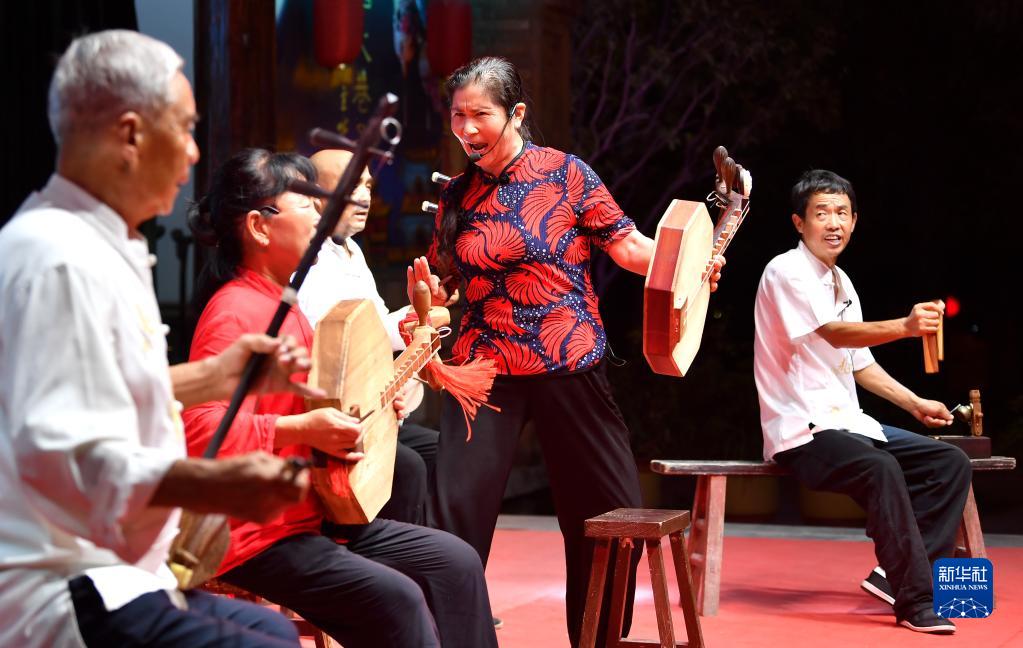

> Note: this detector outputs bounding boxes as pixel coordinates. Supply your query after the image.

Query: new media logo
[933,558,993,619]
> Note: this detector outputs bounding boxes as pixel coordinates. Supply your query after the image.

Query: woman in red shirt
[413,57,722,646]
[185,148,497,648]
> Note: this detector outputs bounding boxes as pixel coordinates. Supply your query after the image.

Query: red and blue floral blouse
[429,143,635,376]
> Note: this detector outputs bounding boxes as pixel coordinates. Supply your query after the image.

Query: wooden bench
[650,456,1016,616]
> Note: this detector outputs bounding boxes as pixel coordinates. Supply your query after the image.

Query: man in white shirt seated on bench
[753,169,971,635]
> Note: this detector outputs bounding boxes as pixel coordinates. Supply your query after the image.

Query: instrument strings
[699,193,747,286]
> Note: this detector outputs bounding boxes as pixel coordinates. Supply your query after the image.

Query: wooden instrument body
[644,146,750,377]
[307,299,399,525]
[643,199,714,376]
[167,511,230,590]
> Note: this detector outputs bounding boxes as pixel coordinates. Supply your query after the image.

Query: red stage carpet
[487,526,1023,647]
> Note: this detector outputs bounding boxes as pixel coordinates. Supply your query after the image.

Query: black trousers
[221,519,497,648]
[432,362,644,647]
[378,423,440,526]
[400,422,440,486]
[70,575,299,647]
[773,425,972,619]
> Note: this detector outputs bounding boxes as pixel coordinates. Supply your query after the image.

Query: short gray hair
[47,29,183,144]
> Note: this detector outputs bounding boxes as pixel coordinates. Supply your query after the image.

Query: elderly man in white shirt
[299,149,439,526]
[753,169,971,635]
[0,30,322,647]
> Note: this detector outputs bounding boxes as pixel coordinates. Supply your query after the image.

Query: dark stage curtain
[0,0,137,227]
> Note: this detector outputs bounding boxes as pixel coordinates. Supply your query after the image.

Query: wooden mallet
[922,300,944,374]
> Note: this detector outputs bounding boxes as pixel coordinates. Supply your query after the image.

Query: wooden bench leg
[282,608,334,648]
[669,530,704,648]
[687,476,709,614]
[580,537,612,648]
[687,475,726,616]
[956,484,987,558]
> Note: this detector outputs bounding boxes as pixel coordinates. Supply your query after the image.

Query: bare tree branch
[572,0,840,296]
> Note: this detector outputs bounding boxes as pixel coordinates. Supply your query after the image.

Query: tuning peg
[721,157,737,191]
[431,172,451,185]
[713,146,728,174]
[309,128,395,162]
[288,178,332,199]
[738,167,752,197]
[422,201,438,214]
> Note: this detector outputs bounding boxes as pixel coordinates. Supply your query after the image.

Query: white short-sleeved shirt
[0,175,183,647]
[299,237,408,351]
[753,241,885,460]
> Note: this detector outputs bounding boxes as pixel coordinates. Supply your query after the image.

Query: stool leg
[646,539,676,648]
[688,475,725,616]
[669,530,703,648]
[580,537,613,648]
[958,484,987,558]
[605,538,635,646]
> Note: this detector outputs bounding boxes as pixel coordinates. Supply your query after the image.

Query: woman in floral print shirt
[411,56,722,646]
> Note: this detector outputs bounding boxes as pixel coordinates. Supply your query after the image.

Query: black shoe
[898,609,956,634]
[493,616,504,630]
[861,566,895,606]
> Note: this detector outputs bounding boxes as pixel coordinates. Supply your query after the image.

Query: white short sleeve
[763,264,835,343]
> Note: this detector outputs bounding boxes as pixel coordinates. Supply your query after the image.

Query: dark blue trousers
[70,575,299,647]
[773,425,972,619]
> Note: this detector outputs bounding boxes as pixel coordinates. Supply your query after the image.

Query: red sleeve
[572,158,636,251]
[182,306,281,459]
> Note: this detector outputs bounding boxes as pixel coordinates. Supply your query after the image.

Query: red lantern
[314,0,365,68]
[426,0,472,78]
[945,296,961,318]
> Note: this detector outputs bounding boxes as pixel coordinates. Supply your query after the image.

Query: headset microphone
[466,108,517,164]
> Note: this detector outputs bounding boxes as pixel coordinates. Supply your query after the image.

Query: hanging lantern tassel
[314,0,365,68]
[400,309,499,440]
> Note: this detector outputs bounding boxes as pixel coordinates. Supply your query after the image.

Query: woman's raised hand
[406,256,450,306]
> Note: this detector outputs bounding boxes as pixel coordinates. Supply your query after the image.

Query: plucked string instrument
[306,283,448,523]
[643,146,751,377]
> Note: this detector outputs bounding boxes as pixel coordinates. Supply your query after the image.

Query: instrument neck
[377,333,439,410]
[701,190,749,285]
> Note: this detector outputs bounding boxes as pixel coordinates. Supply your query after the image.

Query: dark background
[584,1,1023,531]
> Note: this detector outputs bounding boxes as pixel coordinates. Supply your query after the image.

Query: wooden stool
[580,508,703,648]
[204,579,335,648]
